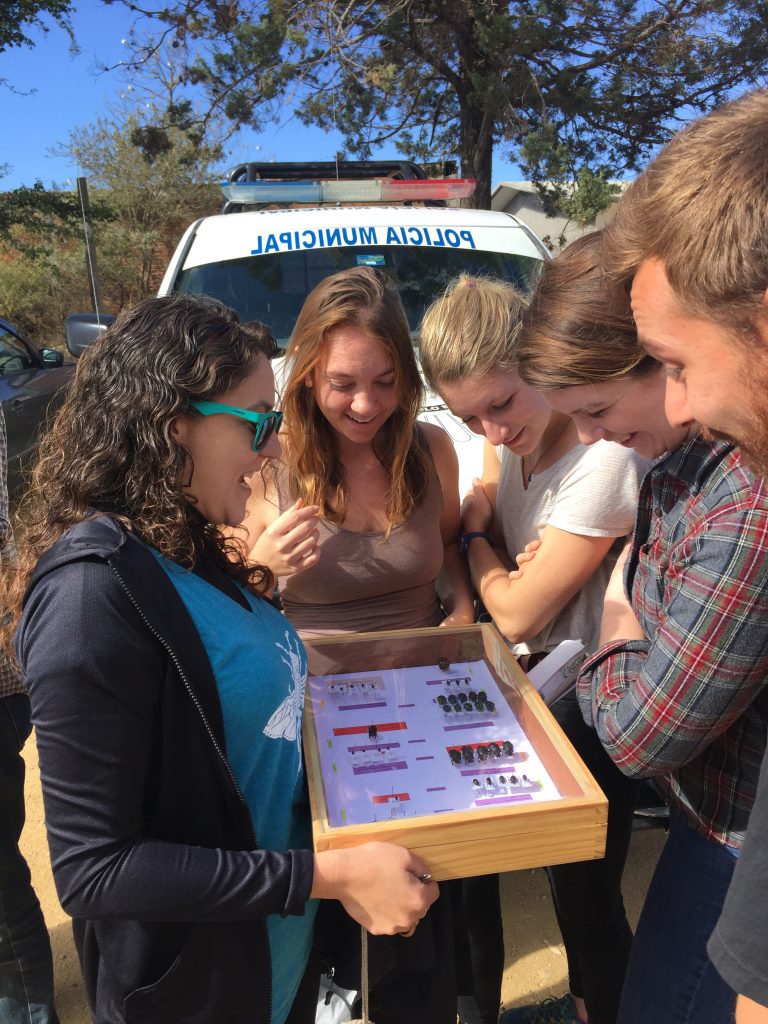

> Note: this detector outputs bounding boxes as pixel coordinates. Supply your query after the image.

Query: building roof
[491,179,629,212]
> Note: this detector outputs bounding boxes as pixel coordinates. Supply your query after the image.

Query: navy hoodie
[17,516,314,1024]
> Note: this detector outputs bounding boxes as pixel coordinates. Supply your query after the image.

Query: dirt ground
[21,735,665,1023]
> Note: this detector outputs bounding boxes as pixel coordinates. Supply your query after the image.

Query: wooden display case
[302,623,607,881]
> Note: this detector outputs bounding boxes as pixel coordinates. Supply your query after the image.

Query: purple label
[475,794,532,806]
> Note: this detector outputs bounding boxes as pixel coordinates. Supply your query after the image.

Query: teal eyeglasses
[189,400,283,452]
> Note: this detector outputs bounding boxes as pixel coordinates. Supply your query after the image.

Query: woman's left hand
[508,539,541,580]
[248,498,320,577]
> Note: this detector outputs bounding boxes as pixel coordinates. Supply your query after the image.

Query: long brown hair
[516,231,659,389]
[3,295,276,655]
[281,267,430,529]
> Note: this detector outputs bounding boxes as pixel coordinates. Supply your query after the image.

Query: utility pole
[77,177,103,317]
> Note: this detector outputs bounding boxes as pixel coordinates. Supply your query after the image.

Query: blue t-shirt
[153,553,317,1024]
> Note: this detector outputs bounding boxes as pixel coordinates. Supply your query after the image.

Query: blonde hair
[419,275,529,388]
[281,266,430,528]
[606,88,768,335]
[517,231,658,389]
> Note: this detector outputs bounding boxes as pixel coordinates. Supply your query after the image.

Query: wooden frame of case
[302,623,607,880]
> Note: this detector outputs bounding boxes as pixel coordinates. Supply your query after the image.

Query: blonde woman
[419,275,647,1024]
[420,275,646,662]
[241,266,473,1024]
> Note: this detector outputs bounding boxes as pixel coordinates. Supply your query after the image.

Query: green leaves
[106,0,768,209]
[0,181,105,252]
[0,0,73,53]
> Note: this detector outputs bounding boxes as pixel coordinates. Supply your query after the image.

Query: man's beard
[702,393,768,479]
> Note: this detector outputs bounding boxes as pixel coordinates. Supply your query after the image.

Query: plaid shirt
[579,436,768,849]
[0,407,23,699]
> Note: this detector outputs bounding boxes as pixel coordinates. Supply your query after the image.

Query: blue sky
[2,2,521,193]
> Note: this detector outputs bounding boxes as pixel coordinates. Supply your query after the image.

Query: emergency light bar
[220,177,476,205]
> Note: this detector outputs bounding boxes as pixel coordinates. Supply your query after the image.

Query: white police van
[69,161,548,491]
[160,161,548,491]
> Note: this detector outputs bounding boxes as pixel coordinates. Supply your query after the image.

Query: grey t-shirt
[708,745,768,1006]
[496,438,648,657]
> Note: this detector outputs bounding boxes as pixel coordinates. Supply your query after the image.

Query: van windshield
[175,245,543,348]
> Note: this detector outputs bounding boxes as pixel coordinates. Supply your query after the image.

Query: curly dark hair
[3,294,277,655]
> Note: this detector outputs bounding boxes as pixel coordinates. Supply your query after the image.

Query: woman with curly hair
[5,294,437,1024]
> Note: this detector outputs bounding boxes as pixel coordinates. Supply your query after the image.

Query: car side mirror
[40,348,65,367]
[64,313,116,358]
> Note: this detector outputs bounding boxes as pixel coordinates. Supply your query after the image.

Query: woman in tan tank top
[238,266,474,1024]
[240,266,474,637]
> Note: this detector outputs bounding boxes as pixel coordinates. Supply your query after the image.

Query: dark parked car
[0,318,75,496]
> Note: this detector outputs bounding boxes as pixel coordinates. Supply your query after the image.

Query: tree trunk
[459,104,494,209]
[460,115,495,208]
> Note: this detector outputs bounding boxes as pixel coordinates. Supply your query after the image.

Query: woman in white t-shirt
[488,432,641,659]
[419,276,647,1024]
[420,275,646,664]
